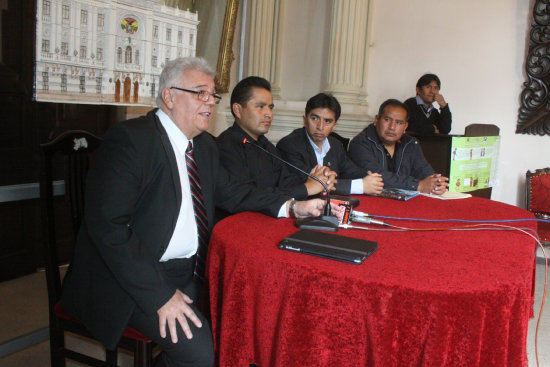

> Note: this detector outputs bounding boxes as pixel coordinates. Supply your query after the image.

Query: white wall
[277,0,331,101]
[365,0,549,207]
[218,0,548,208]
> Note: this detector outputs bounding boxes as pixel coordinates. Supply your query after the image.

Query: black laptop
[279,229,378,264]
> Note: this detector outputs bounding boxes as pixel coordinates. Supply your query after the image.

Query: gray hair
[156,57,215,107]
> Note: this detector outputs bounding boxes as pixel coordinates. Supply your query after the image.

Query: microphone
[242,138,339,232]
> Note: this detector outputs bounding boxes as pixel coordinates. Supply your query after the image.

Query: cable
[384,223,539,234]
[536,246,548,367]
[369,214,550,224]
[340,219,547,367]
[481,224,547,367]
[345,222,538,235]
[348,214,389,227]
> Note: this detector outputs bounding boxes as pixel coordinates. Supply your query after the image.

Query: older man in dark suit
[61,57,330,367]
[277,93,384,196]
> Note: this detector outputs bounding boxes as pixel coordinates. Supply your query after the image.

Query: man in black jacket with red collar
[216,77,333,206]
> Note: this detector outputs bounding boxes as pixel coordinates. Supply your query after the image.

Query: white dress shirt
[156,109,199,261]
[305,133,363,194]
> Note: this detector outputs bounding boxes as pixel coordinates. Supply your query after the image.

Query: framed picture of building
[34,0,198,106]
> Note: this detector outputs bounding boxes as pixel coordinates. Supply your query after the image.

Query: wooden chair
[526,168,550,245]
[39,130,157,367]
[464,123,500,137]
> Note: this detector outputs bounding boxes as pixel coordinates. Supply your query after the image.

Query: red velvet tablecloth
[207,196,537,367]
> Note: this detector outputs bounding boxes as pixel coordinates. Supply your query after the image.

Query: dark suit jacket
[348,123,434,190]
[276,127,366,195]
[61,110,288,349]
[216,123,308,199]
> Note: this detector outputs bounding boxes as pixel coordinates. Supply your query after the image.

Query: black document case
[279,229,378,264]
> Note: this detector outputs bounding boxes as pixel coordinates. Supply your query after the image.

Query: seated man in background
[404,73,452,135]
[277,93,384,196]
[349,99,449,195]
[217,76,333,204]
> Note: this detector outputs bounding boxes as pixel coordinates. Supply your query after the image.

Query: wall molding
[0,181,64,203]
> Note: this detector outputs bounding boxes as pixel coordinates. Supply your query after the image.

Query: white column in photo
[325,0,370,105]
[245,0,284,99]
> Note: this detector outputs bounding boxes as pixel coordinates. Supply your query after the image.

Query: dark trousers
[128,256,214,367]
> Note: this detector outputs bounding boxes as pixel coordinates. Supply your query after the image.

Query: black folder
[279,229,378,264]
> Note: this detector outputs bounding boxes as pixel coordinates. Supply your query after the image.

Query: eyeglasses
[170,86,222,104]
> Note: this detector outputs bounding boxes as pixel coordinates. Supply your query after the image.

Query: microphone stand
[243,138,339,232]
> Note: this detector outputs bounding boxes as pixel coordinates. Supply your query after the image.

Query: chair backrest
[464,123,500,137]
[526,167,550,217]
[330,131,351,151]
[39,130,102,312]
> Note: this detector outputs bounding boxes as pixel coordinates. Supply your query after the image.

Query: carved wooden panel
[0,0,123,281]
[517,0,550,135]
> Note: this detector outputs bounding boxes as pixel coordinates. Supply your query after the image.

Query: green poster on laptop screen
[449,136,500,193]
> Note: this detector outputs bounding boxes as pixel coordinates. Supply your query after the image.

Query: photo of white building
[35,0,198,106]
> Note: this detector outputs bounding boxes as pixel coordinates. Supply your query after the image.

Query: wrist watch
[289,199,297,218]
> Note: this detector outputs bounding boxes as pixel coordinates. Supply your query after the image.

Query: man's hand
[417,173,449,195]
[434,93,447,108]
[362,171,384,195]
[157,289,202,343]
[304,165,337,195]
[321,166,338,188]
[291,198,344,221]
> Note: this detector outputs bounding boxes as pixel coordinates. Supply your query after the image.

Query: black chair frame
[40,130,156,367]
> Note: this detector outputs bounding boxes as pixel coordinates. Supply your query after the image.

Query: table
[207,196,537,366]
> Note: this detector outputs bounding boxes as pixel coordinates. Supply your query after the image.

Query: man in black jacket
[404,73,452,135]
[61,57,332,367]
[277,93,383,196]
[216,77,333,204]
[349,99,449,194]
